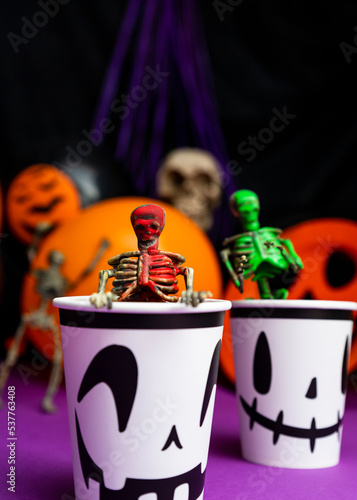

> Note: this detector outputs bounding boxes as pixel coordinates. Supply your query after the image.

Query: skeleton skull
[157,148,222,232]
[131,204,166,250]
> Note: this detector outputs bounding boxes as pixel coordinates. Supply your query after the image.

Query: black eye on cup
[253,332,272,394]
[341,337,349,395]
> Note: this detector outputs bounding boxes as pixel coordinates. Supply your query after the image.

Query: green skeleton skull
[221,189,303,299]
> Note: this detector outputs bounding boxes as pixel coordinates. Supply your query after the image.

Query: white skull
[157,148,222,231]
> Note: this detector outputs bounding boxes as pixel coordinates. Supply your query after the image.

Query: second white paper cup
[230,299,356,469]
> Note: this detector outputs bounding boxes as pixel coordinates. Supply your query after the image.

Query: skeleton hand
[180,290,212,307]
[90,292,116,309]
[220,250,246,294]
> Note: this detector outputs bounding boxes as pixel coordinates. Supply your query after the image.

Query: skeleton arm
[180,267,212,307]
[90,269,116,309]
[220,248,245,294]
[97,269,115,293]
[278,238,303,272]
[222,233,242,247]
[184,266,194,293]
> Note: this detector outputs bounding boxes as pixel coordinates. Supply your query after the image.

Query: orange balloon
[21,197,223,360]
[6,164,80,245]
[220,273,261,384]
[285,218,357,374]
[220,218,357,384]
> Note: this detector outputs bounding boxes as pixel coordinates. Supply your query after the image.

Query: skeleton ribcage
[230,234,255,278]
[111,252,180,299]
[229,229,286,279]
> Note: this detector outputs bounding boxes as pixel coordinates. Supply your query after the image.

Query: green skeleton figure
[221,189,303,299]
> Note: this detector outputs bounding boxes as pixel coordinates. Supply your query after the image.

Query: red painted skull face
[131,204,166,250]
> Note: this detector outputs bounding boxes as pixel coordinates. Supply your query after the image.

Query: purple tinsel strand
[92,0,142,131]
[93,0,237,207]
[181,0,236,196]
[144,2,172,193]
[115,0,158,162]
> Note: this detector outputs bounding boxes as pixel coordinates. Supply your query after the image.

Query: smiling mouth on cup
[76,412,206,500]
[240,396,343,452]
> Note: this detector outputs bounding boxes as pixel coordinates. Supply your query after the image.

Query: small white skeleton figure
[0,240,109,413]
[156,148,222,232]
[0,250,65,413]
[27,221,54,263]
[90,204,211,309]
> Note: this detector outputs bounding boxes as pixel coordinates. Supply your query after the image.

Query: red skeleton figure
[90,204,210,308]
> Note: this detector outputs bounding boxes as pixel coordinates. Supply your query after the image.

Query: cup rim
[53,295,232,314]
[231,299,357,311]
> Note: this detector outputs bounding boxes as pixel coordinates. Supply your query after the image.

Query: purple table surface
[0,368,356,500]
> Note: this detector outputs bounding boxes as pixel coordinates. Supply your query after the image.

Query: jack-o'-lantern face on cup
[6,164,80,245]
[230,299,357,469]
[53,297,231,500]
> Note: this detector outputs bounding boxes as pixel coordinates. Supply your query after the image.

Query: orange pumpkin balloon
[6,164,81,245]
[285,218,357,374]
[220,218,357,384]
[20,197,223,360]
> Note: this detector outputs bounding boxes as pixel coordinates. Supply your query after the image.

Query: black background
[1,0,357,351]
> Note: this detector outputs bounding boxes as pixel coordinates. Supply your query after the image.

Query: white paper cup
[230,299,357,469]
[53,296,231,500]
